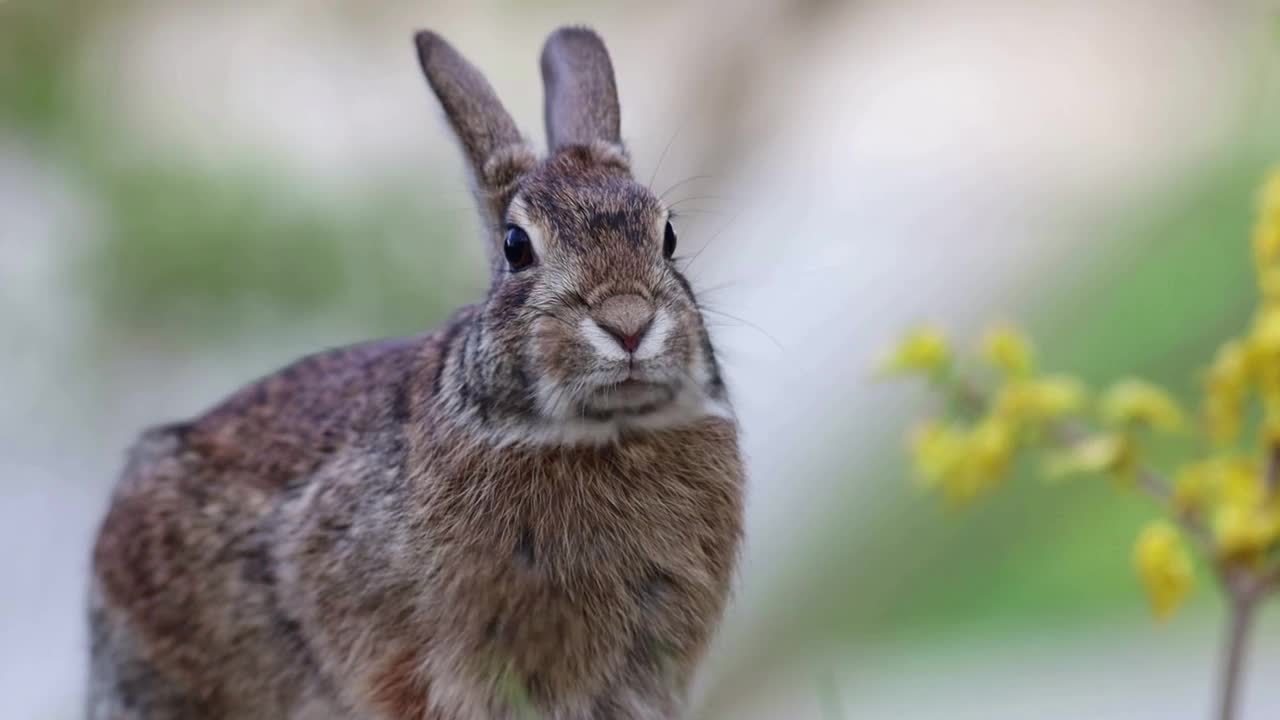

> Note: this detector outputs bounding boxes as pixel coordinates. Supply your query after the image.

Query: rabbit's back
[89,335,427,718]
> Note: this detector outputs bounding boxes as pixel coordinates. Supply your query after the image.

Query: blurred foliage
[94,167,353,325]
[1,0,478,344]
[82,165,470,339]
[0,1,93,137]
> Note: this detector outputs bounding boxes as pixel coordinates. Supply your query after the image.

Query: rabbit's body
[89,27,744,720]
[91,323,740,719]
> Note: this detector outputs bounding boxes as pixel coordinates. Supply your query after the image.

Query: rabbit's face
[415,29,732,437]
[481,148,728,430]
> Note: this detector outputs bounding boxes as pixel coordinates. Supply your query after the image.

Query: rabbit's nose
[592,294,655,354]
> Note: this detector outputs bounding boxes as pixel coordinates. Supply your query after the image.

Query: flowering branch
[878,167,1280,720]
[1052,418,1216,549]
[946,374,1212,546]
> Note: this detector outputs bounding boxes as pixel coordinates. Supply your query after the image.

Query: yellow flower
[1258,366,1280,430]
[1212,503,1280,561]
[995,376,1087,422]
[1250,306,1280,354]
[880,326,950,376]
[941,418,1015,504]
[1253,168,1280,271]
[1252,210,1280,272]
[1173,463,1210,516]
[1208,457,1280,559]
[1204,394,1245,447]
[909,421,965,488]
[1251,313,1280,424]
[1206,340,1251,390]
[1263,167,1280,205]
[965,416,1015,478]
[1203,340,1251,446]
[1259,266,1280,304]
[1262,167,1280,212]
[1044,433,1131,480]
[1100,379,1185,433]
[1133,521,1194,620]
[982,325,1035,377]
[1175,455,1256,518]
[911,417,1016,504]
[1215,457,1264,507]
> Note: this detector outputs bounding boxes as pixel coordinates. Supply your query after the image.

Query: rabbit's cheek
[531,319,608,416]
[629,307,675,363]
[640,315,688,373]
[531,314,575,374]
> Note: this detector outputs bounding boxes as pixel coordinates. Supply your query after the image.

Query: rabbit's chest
[416,426,742,707]
[431,445,732,613]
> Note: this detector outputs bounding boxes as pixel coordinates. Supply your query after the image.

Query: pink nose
[603,326,646,353]
[592,294,655,355]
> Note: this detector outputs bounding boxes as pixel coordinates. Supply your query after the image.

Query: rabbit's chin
[527,388,733,447]
[581,379,678,417]
[502,369,731,447]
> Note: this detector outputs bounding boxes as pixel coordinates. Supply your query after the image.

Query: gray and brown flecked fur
[88,26,744,720]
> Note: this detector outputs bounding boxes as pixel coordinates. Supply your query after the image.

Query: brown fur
[369,645,433,718]
[89,26,743,720]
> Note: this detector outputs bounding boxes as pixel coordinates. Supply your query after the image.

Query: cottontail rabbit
[88,26,743,720]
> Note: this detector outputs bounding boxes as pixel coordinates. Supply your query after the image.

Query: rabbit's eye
[504,225,535,271]
[663,221,677,259]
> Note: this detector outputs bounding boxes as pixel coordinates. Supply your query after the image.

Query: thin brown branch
[1265,444,1280,497]
[1051,419,1214,547]
[1216,588,1257,720]
[1258,564,1280,594]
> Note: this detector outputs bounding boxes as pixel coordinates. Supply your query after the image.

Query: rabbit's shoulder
[174,333,430,491]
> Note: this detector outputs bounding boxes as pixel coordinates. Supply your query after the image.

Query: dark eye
[663,221,677,259]
[504,224,535,271]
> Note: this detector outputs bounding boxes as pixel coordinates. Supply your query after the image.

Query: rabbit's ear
[415,31,535,232]
[540,27,622,153]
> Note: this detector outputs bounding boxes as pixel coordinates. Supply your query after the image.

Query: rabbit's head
[416,27,729,441]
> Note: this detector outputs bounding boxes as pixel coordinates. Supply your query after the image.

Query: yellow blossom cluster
[1045,380,1185,482]
[878,325,950,377]
[896,326,1086,504]
[1180,170,1280,562]
[1133,521,1194,620]
[882,166,1280,621]
[1252,170,1280,302]
[1174,456,1280,560]
[1229,169,1280,446]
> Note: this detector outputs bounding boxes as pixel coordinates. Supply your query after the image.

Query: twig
[1261,564,1280,592]
[1050,419,1214,548]
[1265,444,1280,497]
[1216,587,1257,720]
[1133,467,1214,548]
[1215,563,1280,720]
[939,375,1213,543]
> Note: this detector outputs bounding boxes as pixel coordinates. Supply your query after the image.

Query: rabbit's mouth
[582,378,678,416]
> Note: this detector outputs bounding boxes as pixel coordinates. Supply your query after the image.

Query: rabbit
[87,25,744,720]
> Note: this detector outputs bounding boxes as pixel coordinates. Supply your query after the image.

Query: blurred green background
[3,1,1280,718]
